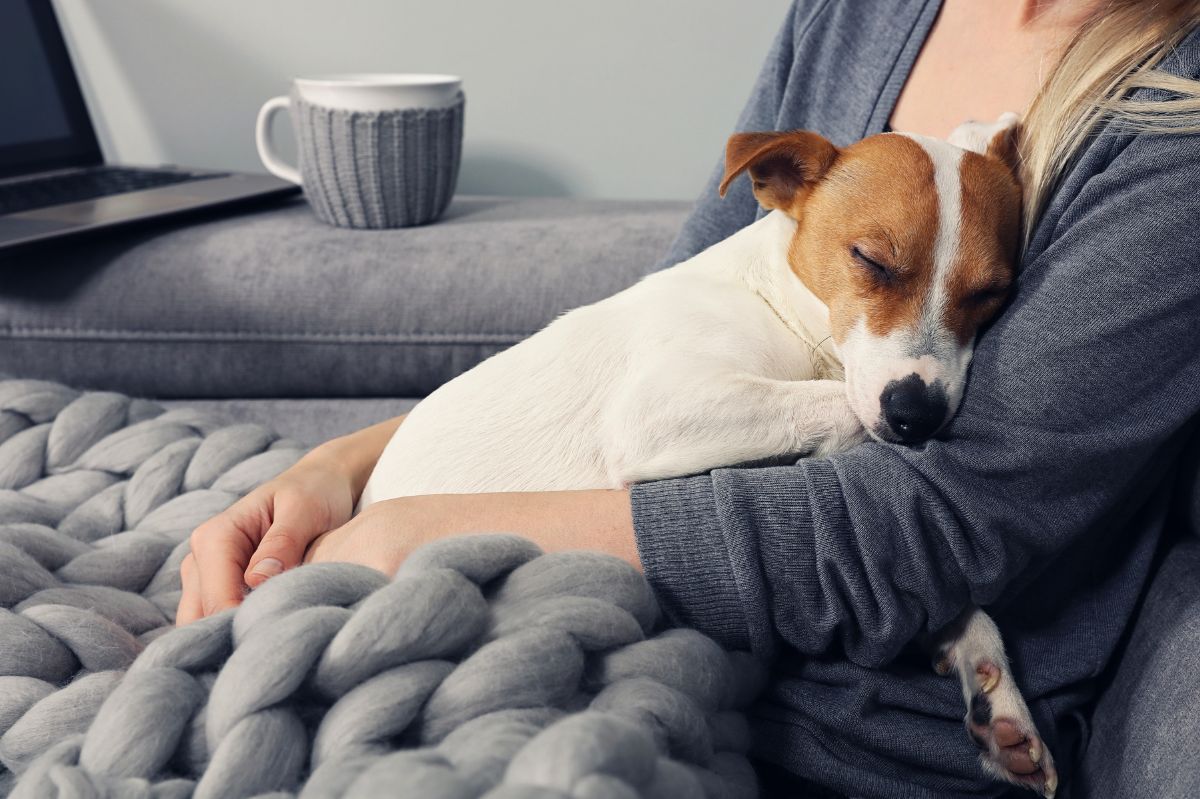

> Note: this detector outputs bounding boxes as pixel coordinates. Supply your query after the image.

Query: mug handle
[255,96,302,185]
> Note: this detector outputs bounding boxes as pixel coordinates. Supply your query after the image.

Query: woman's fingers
[187,502,263,619]
[244,488,329,587]
[176,553,203,626]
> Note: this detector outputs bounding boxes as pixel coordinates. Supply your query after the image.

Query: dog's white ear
[719,130,838,212]
[948,112,1023,181]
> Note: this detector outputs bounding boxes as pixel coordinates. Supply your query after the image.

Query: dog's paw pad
[967,683,1059,798]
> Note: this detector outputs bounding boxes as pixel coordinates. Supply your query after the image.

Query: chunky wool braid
[0,380,764,798]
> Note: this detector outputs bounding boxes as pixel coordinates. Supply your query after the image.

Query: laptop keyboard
[0,166,225,216]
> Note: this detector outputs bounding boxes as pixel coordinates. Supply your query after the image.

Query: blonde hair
[1021,0,1200,244]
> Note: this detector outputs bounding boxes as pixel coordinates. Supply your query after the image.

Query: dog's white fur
[361,209,862,502]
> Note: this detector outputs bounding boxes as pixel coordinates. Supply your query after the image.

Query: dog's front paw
[811,400,867,458]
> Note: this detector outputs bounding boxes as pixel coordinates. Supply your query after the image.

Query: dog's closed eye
[966,287,1008,307]
[850,245,896,283]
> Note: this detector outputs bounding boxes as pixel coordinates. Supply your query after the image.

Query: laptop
[0,0,299,252]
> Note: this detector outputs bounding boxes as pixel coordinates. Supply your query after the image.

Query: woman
[178,1,1200,796]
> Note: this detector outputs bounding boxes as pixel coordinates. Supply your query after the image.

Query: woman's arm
[303,489,638,576]
[633,126,1200,665]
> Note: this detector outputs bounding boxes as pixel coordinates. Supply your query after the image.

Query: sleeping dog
[361,114,1057,797]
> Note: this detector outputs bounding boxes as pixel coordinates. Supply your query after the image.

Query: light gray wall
[52,0,791,200]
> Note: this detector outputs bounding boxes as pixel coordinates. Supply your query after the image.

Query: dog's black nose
[881,375,947,443]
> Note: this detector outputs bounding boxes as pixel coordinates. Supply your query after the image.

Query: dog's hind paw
[965,661,1059,798]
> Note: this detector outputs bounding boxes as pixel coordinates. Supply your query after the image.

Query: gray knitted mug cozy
[290,91,464,229]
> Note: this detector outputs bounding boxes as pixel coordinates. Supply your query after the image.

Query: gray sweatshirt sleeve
[631,128,1200,666]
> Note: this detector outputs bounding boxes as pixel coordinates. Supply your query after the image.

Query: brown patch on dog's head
[719,130,943,344]
[719,127,1021,347]
[780,133,943,344]
[943,145,1022,345]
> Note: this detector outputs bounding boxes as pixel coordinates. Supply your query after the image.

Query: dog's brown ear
[719,130,838,212]
[986,119,1023,184]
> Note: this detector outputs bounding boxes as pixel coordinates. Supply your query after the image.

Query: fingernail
[251,557,284,579]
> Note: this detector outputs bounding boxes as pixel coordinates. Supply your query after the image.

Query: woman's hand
[304,489,640,576]
[176,451,358,624]
[177,415,405,625]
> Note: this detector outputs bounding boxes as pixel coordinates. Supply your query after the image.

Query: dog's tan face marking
[945,150,1021,345]
[786,134,941,343]
[721,118,1022,443]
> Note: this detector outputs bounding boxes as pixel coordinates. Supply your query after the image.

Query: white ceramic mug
[255,73,463,184]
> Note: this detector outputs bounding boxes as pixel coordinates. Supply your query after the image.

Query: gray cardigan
[629,1,1200,797]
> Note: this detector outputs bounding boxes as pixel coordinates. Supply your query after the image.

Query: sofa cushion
[0,196,688,398]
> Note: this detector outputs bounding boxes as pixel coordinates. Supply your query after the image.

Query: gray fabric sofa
[1,197,1196,798]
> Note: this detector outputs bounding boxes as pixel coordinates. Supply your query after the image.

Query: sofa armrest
[0,196,688,399]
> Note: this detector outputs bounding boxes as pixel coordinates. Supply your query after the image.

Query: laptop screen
[0,0,102,179]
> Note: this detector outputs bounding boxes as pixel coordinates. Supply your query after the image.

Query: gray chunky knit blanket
[0,380,763,798]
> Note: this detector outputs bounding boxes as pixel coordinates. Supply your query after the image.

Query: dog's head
[720,114,1022,444]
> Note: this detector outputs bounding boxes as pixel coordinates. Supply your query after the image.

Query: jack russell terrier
[361,113,1057,797]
